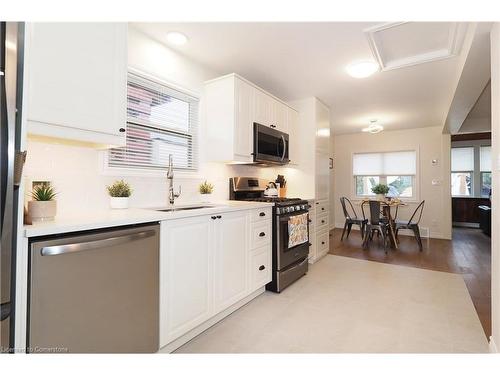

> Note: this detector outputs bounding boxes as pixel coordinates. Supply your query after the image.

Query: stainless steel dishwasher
[28,223,160,353]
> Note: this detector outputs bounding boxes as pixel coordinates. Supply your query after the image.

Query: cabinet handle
[217,215,222,219]
[259,212,266,217]
[322,208,325,211]
[321,220,325,224]
[322,241,325,245]
[259,232,266,237]
[211,216,217,220]
[308,219,312,223]
[316,202,319,205]
[119,127,126,133]
[259,265,265,271]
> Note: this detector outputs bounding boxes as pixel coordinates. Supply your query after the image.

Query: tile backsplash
[23,140,300,216]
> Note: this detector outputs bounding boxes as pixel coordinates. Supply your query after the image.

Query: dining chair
[395,200,425,251]
[361,200,391,253]
[340,197,368,241]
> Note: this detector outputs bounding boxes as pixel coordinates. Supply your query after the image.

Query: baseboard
[333,223,450,240]
[158,287,265,353]
[490,336,498,353]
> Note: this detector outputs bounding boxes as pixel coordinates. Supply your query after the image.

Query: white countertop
[23,201,274,238]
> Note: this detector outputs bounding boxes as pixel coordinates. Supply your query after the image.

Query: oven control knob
[288,206,294,212]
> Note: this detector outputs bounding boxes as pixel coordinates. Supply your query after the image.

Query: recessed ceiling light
[362,119,383,133]
[166,31,188,46]
[346,61,379,78]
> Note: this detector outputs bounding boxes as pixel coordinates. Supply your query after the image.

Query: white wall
[333,126,452,240]
[490,23,499,351]
[23,26,304,215]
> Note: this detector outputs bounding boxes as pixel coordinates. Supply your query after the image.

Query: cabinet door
[287,107,299,165]
[234,78,254,159]
[213,211,249,313]
[315,151,330,200]
[27,23,127,145]
[273,101,288,133]
[254,88,273,127]
[161,216,213,344]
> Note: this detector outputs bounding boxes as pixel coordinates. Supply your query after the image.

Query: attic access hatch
[364,22,468,71]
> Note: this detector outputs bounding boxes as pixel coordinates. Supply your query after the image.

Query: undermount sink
[156,205,214,212]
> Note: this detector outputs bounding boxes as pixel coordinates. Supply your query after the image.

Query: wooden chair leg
[346,223,352,238]
[341,222,348,241]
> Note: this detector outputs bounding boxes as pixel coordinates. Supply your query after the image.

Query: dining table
[359,198,408,249]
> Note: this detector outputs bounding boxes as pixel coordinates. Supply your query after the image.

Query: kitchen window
[352,151,417,199]
[108,72,199,171]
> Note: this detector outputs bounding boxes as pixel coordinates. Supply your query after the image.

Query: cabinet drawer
[250,246,272,290]
[316,212,329,232]
[317,230,329,255]
[250,207,272,222]
[250,220,271,249]
[315,200,329,215]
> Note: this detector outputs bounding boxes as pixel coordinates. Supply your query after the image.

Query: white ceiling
[133,22,470,134]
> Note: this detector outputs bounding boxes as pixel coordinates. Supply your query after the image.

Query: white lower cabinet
[160,208,272,349]
[160,215,213,345]
[213,211,249,314]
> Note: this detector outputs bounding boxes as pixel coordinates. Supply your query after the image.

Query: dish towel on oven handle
[288,213,309,248]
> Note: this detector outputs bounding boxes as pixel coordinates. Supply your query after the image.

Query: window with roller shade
[108,72,199,171]
[480,146,491,197]
[352,151,417,198]
[451,147,474,196]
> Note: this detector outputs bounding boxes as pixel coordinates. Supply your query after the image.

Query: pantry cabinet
[26,23,127,147]
[159,207,272,349]
[204,73,298,163]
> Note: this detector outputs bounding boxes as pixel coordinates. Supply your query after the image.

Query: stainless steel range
[229,177,310,292]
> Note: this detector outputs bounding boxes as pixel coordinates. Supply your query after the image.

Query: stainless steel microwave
[253,123,289,165]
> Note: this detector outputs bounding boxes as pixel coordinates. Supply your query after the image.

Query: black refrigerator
[1,22,25,353]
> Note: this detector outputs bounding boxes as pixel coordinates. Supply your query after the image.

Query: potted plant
[107,180,132,209]
[371,184,389,201]
[28,184,57,222]
[199,180,214,203]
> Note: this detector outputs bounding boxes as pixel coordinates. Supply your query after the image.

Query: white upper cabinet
[204,73,297,163]
[287,107,299,165]
[26,23,127,147]
[254,88,273,127]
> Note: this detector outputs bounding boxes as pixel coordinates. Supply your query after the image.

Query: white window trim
[350,148,420,202]
[101,67,202,178]
[451,141,491,198]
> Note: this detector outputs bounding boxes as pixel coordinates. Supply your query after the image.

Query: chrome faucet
[167,154,181,205]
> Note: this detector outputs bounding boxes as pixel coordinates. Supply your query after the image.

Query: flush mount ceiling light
[346,61,379,78]
[166,31,188,46]
[362,119,384,134]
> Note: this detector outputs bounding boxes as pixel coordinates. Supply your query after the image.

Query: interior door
[213,210,249,313]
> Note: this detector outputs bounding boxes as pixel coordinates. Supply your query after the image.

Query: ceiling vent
[364,22,467,71]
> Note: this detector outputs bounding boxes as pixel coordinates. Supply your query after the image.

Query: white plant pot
[110,197,129,209]
[28,200,57,222]
[376,194,385,201]
[200,193,212,203]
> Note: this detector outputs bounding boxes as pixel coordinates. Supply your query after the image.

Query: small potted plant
[372,184,389,201]
[107,180,132,209]
[28,184,57,222]
[199,180,214,203]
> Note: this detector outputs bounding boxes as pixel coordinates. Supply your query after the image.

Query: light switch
[431,159,439,166]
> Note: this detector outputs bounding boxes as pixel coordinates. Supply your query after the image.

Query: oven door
[253,123,289,165]
[275,210,310,271]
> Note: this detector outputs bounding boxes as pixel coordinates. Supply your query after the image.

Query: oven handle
[278,211,309,221]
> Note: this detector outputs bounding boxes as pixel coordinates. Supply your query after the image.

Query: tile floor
[172,255,489,353]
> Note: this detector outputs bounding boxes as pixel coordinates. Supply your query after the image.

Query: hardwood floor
[329,227,491,338]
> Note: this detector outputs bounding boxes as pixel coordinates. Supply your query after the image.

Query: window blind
[109,72,199,171]
[480,146,491,172]
[451,147,474,172]
[352,151,416,175]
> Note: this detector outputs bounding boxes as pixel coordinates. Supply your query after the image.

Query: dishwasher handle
[40,230,156,256]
